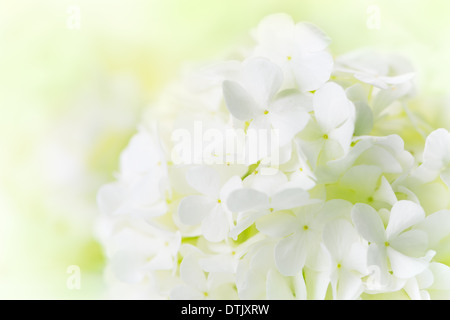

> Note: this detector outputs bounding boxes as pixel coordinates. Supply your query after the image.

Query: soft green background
[1,0,449,299]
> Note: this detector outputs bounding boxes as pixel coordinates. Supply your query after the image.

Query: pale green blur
[0,0,449,299]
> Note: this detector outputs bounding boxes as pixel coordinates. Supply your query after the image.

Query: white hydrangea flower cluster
[96,14,450,300]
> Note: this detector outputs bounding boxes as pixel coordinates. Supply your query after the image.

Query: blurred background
[1,0,449,299]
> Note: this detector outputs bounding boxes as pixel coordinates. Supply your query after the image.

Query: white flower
[235,238,307,299]
[415,128,450,187]
[170,246,238,300]
[345,83,374,136]
[106,222,181,284]
[96,13,450,300]
[282,144,317,190]
[413,208,450,258]
[352,201,434,282]
[321,133,414,186]
[297,82,356,168]
[226,170,311,239]
[177,166,241,242]
[97,126,170,219]
[222,57,310,147]
[402,262,450,300]
[252,13,333,92]
[322,219,368,299]
[180,60,241,112]
[255,202,327,277]
[334,49,417,119]
[335,49,415,90]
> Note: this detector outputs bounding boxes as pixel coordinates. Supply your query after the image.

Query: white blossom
[352,201,434,282]
[96,13,450,300]
[251,13,333,92]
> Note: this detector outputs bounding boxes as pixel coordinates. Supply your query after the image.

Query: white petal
[323,219,359,263]
[178,195,216,225]
[268,101,310,146]
[297,137,326,169]
[209,281,239,300]
[428,262,450,291]
[373,176,397,206]
[382,72,415,85]
[119,128,163,179]
[125,174,166,217]
[416,267,434,290]
[366,244,391,289]
[180,255,207,292]
[313,82,353,134]
[201,205,229,242]
[387,247,429,279]
[340,165,382,197]
[270,187,310,211]
[423,129,450,170]
[275,233,307,276]
[353,101,374,136]
[223,80,259,121]
[246,115,273,162]
[199,254,235,274]
[266,269,295,299]
[357,145,404,174]
[219,175,244,209]
[351,203,386,243]
[256,210,297,238]
[336,269,363,300]
[226,188,269,213]
[403,278,422,300]
[147,251,175,271]
[317,199,353,222]
[229,211,266,240]
[252,13,295,45]
[336,49,388,76]
[303,267,330,300]
[294,22,331,52]
[110,251,146,283]
[440,167,450,188]
[170,285,203,300]
[306,242,332,272]
[372,82,413,116]
[236,260,266,300]
[244,170,288,195]
[415,209,450,248]
[293,272,307,300]
[242,57,283,107]
[386,200,425,239]
[353,73,389,89]
[343,242,368,275]
[328,117,355,157]
[293,51,333,92]
[389,229,428,257]
[97,182,124,216]
[186,165,221,198]
[289,170,316,190]
[271,90,314,112]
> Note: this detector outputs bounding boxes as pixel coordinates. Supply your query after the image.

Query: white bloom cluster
[97,14,450,300]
